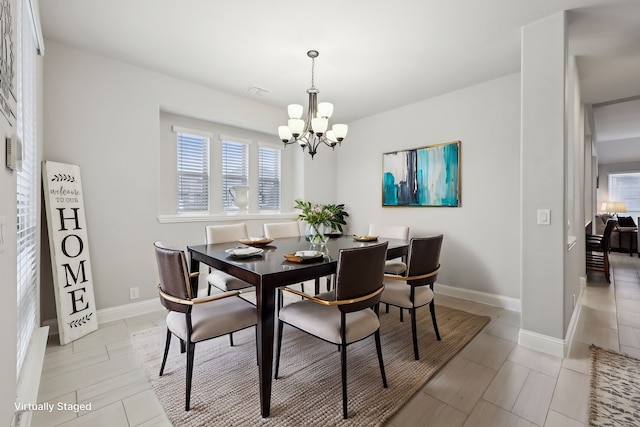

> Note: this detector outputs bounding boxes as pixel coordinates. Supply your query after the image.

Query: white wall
[42,40,339,320]
[337,73,522,300]
[521,12,567,345]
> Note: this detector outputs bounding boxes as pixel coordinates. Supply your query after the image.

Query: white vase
[229,185,249,210]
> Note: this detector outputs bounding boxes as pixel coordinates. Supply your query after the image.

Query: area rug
[589,345,640,426]
[131,305,490,426]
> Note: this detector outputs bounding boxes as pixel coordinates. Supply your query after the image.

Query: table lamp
[601,201,627,218]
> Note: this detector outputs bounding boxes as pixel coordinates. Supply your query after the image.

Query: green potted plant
[294,200,349,245]
[324,203,349,237]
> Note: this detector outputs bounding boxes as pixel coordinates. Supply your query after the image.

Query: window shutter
[16,0,40,378]
[222,140,249,209]
[177,133,209,212]
[258,146,281,210]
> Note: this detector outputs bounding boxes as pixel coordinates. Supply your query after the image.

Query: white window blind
[16,0,40,378]
[222,140,249,209]
[609,172,640,212]
[258,146,281,210]
[177,133,209,212]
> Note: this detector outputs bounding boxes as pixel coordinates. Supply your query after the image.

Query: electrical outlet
[129,287,139,300]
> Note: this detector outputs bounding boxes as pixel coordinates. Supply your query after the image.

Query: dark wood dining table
[187,235,409,418]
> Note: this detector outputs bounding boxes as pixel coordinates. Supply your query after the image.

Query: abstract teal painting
[382,141,460,207]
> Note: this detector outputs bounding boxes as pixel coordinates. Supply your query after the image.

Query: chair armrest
[189,272,200,278]
[157,284,240,305]
[280,286,384,306]
[384,265,441,281]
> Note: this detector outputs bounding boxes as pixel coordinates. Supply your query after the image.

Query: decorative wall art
[382,140,460,207]
[43,161,98,345]
[0,0,16,126]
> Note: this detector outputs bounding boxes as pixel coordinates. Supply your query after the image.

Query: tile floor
[32,252,639,426]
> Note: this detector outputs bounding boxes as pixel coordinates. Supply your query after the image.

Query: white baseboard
[518,329,566,358]
[435,283,521,312]
[43,298,164,337]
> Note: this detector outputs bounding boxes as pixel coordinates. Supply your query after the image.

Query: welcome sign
[43,161,98,345]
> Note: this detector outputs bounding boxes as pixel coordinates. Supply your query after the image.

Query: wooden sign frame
[42,161,98,345]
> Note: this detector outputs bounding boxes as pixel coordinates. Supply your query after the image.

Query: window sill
[157,212,298,224]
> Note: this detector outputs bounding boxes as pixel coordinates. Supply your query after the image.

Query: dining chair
[380,235,443,360]
[263,221,317,295]
[586,219,617,283]
[153,242,257,411]
[205,223,254,294]
[368,224,410,275]
[274,241,389,419]
[263,221,301,239]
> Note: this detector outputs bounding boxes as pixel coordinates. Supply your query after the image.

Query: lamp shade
[602,201,627,213]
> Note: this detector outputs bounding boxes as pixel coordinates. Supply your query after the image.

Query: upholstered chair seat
[166,297,257,343]
[207,270,254,292]
[380,279,434,308]
[278,291,380,344]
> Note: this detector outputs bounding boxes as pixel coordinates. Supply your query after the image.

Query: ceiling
[39,0,640,160]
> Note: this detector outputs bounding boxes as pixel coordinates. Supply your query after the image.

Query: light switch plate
[537,209,551,225]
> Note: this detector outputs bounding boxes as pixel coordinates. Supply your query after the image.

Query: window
[177,132,210,212]
[259,146,281,210]
[164,114,288,216]
[221,140,249,210]
[609,172,640,212]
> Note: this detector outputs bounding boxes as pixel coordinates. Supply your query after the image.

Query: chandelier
[278,50,348,159]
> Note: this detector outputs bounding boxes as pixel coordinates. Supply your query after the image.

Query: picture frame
[382,140,460,207]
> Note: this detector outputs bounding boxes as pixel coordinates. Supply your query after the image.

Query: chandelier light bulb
[287,104,303,119]
[288,118,305,137]
[311,117,328,136]
[332,124,348,141]
[278,126,293,142]
[326,130,337,143]
[317,102,334,118]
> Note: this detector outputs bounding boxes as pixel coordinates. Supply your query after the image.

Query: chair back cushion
[601,219,618,251]
[334,241,388,313]
[263,221,300,239]
[154,242,192,313]
[406,235,444,286]
[205,223,248,244]
[368,224,409,240]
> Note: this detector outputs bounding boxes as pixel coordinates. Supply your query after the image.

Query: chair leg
[315,277,320,295]
[341,341,348,419]
[274,319,284,379]
[159,328,171,376]
[430,300,441,340]
[385,303,389,313]
[604,253,611,283]
[185,341,196,411]
[180,339,186,354]
[374,330,387,388]
[229,332,234,346]
[400,308,404,322]
[411,306,420,360]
